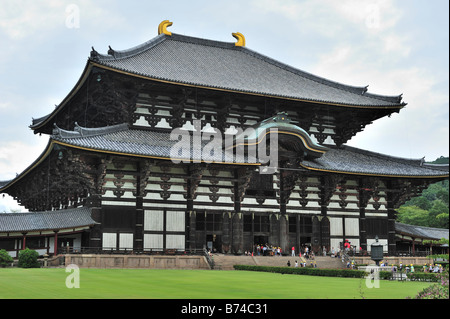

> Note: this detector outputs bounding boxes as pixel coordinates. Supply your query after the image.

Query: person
[287,260,291,267]
[322,246,326,257]
[410,264,414,273]
[295,260,298,268]
[292,246,295,257]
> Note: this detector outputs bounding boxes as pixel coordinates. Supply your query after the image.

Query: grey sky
[0,0,448,212]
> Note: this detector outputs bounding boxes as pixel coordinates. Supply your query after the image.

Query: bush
[0,249,13,267]
[233,264,396,280]
[18,248,40,268]
[407,272,440,282]
[413,270,449,299]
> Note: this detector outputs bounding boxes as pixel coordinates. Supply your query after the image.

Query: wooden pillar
[231,212,243,254]
[22,233,27,250]
[188,211,196,251]
[222,212,231,254]
[87,193,103,250]
[386,207,397,256]
[312,216,320,253]
[54,231,59,255]
[135,161,146,252]
[279,214,288,254]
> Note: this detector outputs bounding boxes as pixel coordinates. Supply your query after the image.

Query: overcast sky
[0,0,448,212]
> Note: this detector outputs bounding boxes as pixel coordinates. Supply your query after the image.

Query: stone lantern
[371,236,383,266]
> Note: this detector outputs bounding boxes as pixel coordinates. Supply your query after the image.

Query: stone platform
[64,254,210,269]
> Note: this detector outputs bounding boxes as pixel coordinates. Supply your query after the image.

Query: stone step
[212,254,345,270]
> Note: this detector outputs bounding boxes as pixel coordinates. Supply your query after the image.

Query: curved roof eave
[0,139,55,193]
[29,61,94,131]
[30,31,406,133]
[90,61,405,110]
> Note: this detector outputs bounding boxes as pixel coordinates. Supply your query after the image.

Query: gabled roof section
[301,145,449,178]
[49,122,449,178]
[89,32,405,108]
[2,120,448,200]
[0,207,97,233]
[232,112,328,159]
[30,25,406,133]
[396,222,449,242]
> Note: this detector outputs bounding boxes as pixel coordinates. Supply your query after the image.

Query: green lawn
[0,268,432,299]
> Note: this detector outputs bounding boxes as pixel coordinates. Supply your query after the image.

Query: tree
[396,206,430,226]
[398,160,449,229]
[429,200,449,228]
[0,249,13,267]
[18,248,40,268]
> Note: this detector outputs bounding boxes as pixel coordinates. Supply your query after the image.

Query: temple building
[0,21,448,258]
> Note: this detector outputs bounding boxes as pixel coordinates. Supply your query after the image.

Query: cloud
[0,138,49,181]
[312,43,449,159]
[0,0,127,40]
[250,0,402,38]
[0,1,64,39]
[0,195,26,213]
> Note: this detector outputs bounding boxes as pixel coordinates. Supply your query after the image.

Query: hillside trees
[396,157,449,229]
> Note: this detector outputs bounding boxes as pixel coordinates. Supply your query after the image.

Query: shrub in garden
[414,269,449,299]
[18,248,40,268]
[0,249,13,267]
[234,264,396,280]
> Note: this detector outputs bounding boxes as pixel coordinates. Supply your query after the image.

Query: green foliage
[396,206,430,226]
[0,249,13,267]
[18,248,40,268]
[413,269,449,299]
[398,170,449,229]
[430,156,449,165]
[233,264,394,280]
[407,272,440,282]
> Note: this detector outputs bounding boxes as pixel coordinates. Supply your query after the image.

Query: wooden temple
[1,21,448,257]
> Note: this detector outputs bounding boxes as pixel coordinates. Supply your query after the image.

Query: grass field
[0,268,431,299]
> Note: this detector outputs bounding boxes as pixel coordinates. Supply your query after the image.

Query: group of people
[423,263,445,273]
[253,244,284,256]
[379,261,445,274]
[286,259,317,268]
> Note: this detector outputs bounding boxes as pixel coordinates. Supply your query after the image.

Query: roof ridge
[89,32,403,105]
[52,122,129,139]
[396,222,449,232]
[170,33,237,49]
[239,46,404,104]
[341,145,424,166]
[90,33,167,62]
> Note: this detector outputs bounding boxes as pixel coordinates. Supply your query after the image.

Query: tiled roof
[52,123,255,164]
[301,145,449,177]
[51,123,448,178]
[91,33,404,108]
[0,207,97,233]
[0,180,11,188]
[396,222,449,242]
